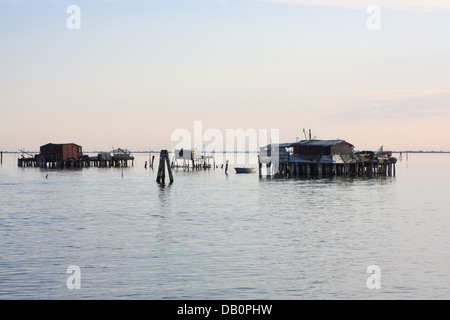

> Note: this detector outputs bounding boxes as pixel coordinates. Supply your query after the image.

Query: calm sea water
[0,152,449,299]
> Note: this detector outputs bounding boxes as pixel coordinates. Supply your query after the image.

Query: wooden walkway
[18,152,134,169]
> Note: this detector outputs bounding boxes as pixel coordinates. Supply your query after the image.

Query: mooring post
[160,154,166,183]
[0,151,3,165]
[156,150,173,183]
[165,153,174,183]
[258,155,261,176]
[225,160,229,174]
[156,151,164,183]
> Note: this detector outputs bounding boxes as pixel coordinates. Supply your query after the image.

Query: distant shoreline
[2,150,450,154]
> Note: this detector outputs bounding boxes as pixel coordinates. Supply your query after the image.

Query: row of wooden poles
[259,161,396,177]
[17,158,133,168]
[155,150,221,183]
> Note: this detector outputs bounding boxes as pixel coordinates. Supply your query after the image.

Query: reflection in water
[258,173,396,184]
[158,182,172,207]
[155,197,172,290]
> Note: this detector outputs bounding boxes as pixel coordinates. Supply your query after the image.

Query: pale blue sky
[0,0,449,151]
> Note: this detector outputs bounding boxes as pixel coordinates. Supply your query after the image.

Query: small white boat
[234,167,256,174]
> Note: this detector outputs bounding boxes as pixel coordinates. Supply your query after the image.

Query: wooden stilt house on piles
[258,139,397,177]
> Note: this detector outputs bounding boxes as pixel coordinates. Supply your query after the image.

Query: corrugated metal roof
[264,143,292,148]
[291,139,351,147]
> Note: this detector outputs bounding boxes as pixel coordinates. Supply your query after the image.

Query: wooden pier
[89,149,135,168]
[259,140,397,178]
[18,154,134,168]
[18,144,134,169]
[172,148,215,170]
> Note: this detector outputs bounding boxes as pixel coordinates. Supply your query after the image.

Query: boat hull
[234,167,256,173]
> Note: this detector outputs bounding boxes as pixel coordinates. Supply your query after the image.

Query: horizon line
[3,150,450,154]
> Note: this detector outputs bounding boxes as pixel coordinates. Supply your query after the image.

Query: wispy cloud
[318,89,450,122]
[217,0,229,6]
[253,0,450,12]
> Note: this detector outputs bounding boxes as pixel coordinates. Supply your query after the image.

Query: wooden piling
[156,150,173,183]
[156,152,164,183]
[165,153,174,183]
[159,153,166,181]
[258,155,261,176]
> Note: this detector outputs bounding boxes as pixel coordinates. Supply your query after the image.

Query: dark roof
[263,143,292,148]
[290,139,353,147]
[41,143,81,147]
